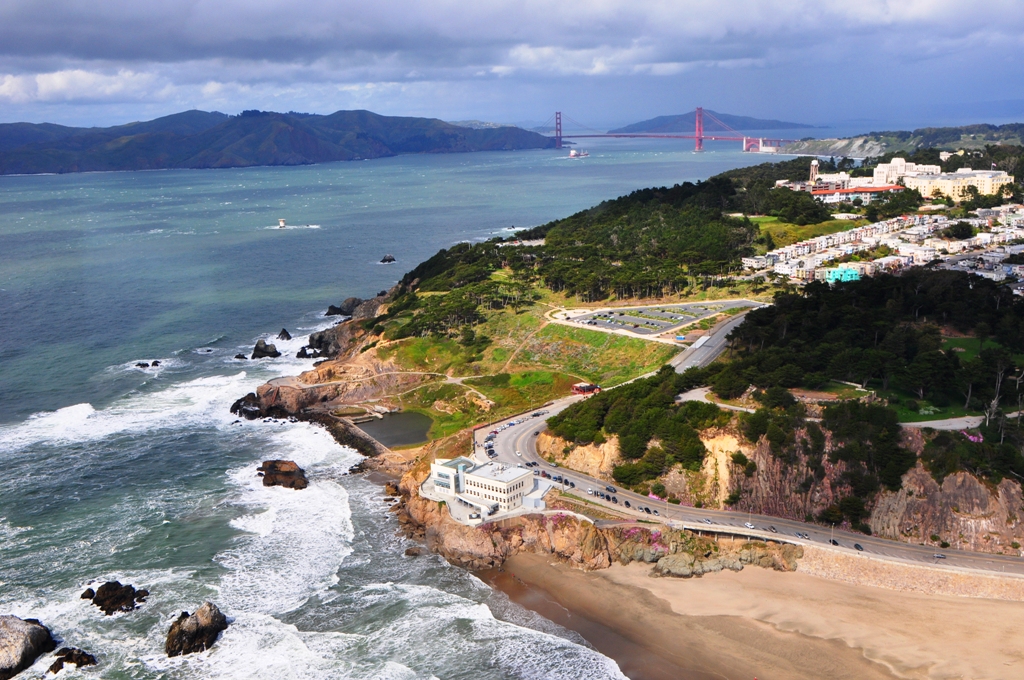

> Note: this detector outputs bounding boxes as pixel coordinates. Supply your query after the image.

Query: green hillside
[0,109,555,174]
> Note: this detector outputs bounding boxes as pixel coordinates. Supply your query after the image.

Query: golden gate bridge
[546,108,797,153]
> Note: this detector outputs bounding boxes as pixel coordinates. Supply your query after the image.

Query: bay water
[0,138,773,679]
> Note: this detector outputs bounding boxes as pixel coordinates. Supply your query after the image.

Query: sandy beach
[485,553,1024,680]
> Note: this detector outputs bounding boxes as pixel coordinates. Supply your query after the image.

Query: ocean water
[0,138,772,678]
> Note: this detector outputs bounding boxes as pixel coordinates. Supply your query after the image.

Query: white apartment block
[903,169,1015,201]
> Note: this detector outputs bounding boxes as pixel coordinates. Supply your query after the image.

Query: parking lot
[565,300,758,337]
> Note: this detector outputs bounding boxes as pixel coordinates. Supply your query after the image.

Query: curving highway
[471,311,1024,578]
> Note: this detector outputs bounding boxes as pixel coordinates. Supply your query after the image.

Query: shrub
[930,534,941,542]
[744,461,758,477]
[940,541,950,549]
[855,522,872,535]
[1012,542,1021,550]
[725,490,742,506]
[731,452,749,466]
[905,399,919,413]
[650,482,667,497]
[668,497,681,505]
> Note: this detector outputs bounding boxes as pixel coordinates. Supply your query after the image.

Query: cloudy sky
[1,0,1022,131]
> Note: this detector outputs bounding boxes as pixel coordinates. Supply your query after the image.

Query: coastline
[483,553,898,680]
[485,552,1024,680]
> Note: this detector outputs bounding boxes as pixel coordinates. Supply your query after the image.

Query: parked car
[605,486,616,493]
[587,489,593,495]
[854,544,864,551]
[934,553,947,559]
[644,507,652,514]
[653,509,659,516]
[829,539,839,546]
[611,497,618,503]
[701,518,712,525]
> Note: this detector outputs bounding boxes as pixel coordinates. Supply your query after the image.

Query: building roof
[811,185,904,196]
[469,461,532,483]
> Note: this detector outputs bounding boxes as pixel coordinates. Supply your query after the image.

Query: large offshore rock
[0,616,56,680]
[84,581,149,615]
[257,460,308,489]
[165,603,228,657]
[325,297,363,317]
[250,339,281,359]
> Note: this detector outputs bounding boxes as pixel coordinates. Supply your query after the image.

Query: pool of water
[357,411,433,447]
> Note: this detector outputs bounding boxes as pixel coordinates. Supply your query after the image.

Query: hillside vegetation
[0,109,554,174]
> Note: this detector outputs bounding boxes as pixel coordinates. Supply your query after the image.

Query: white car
[744,522,755,529]
[515,450,521,456]
[587,488,593,495]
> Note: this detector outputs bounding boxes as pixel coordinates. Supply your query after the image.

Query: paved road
[669,309,760,372]
[471,317,1024,578]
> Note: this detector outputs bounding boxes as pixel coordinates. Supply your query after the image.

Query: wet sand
[485,553,1024,680]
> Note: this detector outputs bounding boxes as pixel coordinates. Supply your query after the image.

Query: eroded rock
[84,581,149,615]
[257,460,308,490]
[165,603,228,657]
[250,339,281,359]
[47,648,97,674]
[277,328,292,341]
[0,615,56,680]
[326,297,363,317]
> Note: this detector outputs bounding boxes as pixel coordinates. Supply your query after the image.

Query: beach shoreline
[481,553,1024,680]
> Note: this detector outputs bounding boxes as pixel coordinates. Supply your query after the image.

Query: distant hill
[609,110,814,134]
[783,123,1024,157]
[0,109,554,175]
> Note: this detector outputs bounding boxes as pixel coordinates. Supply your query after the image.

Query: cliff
[542,425,1024,556]
[392,453,801,575]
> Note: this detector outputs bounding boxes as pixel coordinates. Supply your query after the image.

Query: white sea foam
[217,422,359,615]
[263,224,321,230]
[0,371,254,452]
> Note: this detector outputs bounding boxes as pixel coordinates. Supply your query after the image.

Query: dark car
[624,501,631,508]
[605,486,617,493]
[934,553,947,559]
[768,526,777,533]
[653,509,659,516]
[854,544,864,551]
[611,496,618,503]
[644,507,652,514]
[829,539,839,546]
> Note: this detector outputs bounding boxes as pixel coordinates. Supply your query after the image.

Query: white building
[872,157,941,185]
[428,457,534,519]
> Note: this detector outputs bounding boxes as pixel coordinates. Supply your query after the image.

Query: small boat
[278,218,287,228]
[568,149,589,158]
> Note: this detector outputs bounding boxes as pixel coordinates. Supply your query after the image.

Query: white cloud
[0,68,158,103]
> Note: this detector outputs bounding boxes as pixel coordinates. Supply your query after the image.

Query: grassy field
[752,216,868,249]
[510,323,678,386]
[465,370,579,413]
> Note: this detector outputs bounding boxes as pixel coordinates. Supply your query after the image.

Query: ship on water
[568,149,589,158]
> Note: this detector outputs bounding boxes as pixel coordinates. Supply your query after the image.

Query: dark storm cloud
[0,1,1022,127]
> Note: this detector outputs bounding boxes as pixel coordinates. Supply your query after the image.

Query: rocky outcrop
[257,460,308,489]
[394,466,801,575]
[0,616,56,680]
[380,254,396,264]
[82,581,149,615]
[277,328,292,341]
[870,464,1024,554]
[536,432,621,480]
[326,297,363,317]
[250,339,281,359]
[165,603,228,657]
[47,648,97,674]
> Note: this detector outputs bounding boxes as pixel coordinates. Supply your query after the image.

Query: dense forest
[547,268,1024,530]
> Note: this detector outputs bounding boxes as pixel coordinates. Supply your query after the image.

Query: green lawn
[511,324,679,387]
[754,216,868,249]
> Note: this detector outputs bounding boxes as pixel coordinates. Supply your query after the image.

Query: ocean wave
[0,371,254,452]
[216,422,359,616]
[263,224,321,230]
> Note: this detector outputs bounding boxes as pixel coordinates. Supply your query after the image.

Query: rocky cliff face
[394,465,801,575]
[536,432,622,480]
[870,465,1024,555]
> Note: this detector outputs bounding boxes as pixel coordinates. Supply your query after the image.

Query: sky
[1,0,1023,132]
